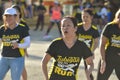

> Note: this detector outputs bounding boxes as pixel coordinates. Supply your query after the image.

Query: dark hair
[82,8,94,16]
[12,5,22,18]
[62,16,77,27]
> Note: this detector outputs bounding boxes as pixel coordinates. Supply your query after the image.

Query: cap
[3,7,17,15]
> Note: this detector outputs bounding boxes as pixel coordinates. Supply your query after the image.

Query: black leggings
[97,57,120,80]
[46,21,61,35]
[35,15,44,30]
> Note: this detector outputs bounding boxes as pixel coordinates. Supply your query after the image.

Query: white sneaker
[43,35,53,40]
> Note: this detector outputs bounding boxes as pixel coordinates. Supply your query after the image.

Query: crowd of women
[0,1,120,80]
[42,8,120,80]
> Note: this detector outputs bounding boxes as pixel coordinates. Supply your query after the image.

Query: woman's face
[4,15,16,26]
[117,13,120,22]
[81,11,92,24]
[61,18,77,37]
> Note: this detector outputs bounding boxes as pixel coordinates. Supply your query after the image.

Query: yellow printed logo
[54,66,73,76]
[111,35,120,48]
[53,56,80,76]
[57,56,80,63]
[2,34,20,47]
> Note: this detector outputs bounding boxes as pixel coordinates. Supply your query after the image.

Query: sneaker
[43,35,53,41]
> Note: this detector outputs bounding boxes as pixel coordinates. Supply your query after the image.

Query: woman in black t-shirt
[12,5,30,80]
[41,16,93,80]
[77,9,100,80]
[97,9,120,80]
[0,7,30,80]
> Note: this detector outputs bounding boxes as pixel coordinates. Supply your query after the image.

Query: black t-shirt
[77,23,100,50]
[0,24,29,57]
[37,5,46,14]
[46,38,92,80]
[73,4,83,23]
[102,23,120,55]
[20,19,29,31]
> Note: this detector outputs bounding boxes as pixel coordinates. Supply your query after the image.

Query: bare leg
[22,49,28,80]
[22,67,27,80]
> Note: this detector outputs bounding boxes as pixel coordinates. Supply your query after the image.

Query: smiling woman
[3,8,17,30]
[77,9,100,80]
[0,7,30,80]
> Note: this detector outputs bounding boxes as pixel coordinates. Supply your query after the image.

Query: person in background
[0,7,30,80]
[43,1,64,39]
[0,4,4,21]
[83,0,93,10]
[11,5,30,80]
[41,16,93,80]
[97,2,108,33]
[25,0,33,18]
[16,0,28,18]
[97,9,120,80]
[73,0,83,23]
[34,1,46,31]
[77,9,100,80]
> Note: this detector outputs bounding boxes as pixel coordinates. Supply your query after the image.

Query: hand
[12,42,18,49]
[100,60,106,74]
